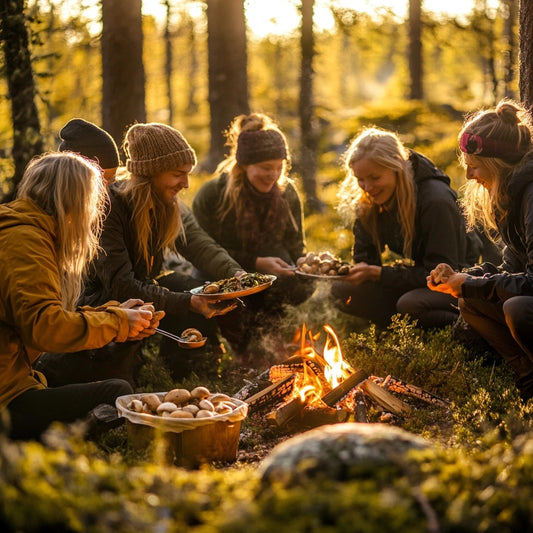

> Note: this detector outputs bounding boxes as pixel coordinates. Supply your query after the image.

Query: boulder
[259,423,431,485]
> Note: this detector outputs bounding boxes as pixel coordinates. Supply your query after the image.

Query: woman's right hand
[123,307,154,340]
[427,263,468,298]
[255,256,295,277]
[189,295,237,318]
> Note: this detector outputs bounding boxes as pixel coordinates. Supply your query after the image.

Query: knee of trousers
[396,291,420,315]
[503,296,532,333]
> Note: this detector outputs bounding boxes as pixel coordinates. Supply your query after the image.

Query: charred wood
[321,369,368,407]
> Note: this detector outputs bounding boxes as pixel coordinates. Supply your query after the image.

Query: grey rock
[259,423,431,485]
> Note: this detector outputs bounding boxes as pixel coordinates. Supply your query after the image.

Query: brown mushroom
[196,409,215,418]
[169,410,195,419]
[140,393,162,412]
[190,386,210,400]
[164,388,191,406]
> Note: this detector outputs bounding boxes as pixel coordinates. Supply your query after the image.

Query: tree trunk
[503,0,517,99]
[408,0,423,100]
[299,0,324,213]
[519,0,533,108]
[185,13,199,115]
[164,1,174,126]
[101,0,146,152]
[0,0,43,202]
[204,0,249,172]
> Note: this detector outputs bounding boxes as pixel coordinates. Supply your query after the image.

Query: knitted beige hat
[124,122,196,175]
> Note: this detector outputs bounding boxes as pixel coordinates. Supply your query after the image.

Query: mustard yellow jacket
[0,198,131,409]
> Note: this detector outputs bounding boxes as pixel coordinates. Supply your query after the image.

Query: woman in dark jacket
[428,100,533,400]
[332,127,478,328]
[83,123,243,379]
[193,113,313,365]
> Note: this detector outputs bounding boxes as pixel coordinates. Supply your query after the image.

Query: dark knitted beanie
[59,118,120,169]
[236,129,287,165]
[124,123,197,176]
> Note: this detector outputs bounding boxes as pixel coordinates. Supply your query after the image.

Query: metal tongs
[155,328,207,349]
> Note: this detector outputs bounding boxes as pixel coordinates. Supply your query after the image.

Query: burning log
[379,375,450,408]
[321,369,368,407]
[274,354,326,374]
[359,379,411,416]
[300,406,350,428]
[245,374,296,414]
[266,397,306,427]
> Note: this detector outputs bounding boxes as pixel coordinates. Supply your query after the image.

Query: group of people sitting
[1,97,532,441]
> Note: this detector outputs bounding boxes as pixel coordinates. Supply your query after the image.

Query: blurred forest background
[0,0,524,254]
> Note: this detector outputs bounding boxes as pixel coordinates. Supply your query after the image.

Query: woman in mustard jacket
[0,152,157,440]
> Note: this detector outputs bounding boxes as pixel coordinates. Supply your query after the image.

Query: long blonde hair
[459,100,533,235]
[338,128,416,259]
[16,152,106,310]
[215,113,291,221]
[118,173,181,272]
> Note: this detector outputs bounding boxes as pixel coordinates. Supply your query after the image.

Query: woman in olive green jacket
[0,152,157,440]
[193,113,314,365]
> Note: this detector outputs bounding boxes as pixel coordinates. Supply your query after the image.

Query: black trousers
[6,378,133,440]
[330,280,459,329]
[460,296,533,378]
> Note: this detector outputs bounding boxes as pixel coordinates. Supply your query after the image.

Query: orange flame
[322,324,354,388]
[290,324,354,405]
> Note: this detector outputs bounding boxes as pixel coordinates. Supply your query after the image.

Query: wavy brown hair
[459,99,533,236]
[17,152,106,310]
[338,127,417,259]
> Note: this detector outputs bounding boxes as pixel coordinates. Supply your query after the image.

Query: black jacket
[462,157,533,301]
[352,150,476,291]
[82,183,242,315]
[192,174,306,271]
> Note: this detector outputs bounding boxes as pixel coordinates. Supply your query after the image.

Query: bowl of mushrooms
[116,386,248,466]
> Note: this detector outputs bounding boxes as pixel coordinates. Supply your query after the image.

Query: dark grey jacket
[463,158,533,301]
[352,150,478,291]
[82,183,242,315]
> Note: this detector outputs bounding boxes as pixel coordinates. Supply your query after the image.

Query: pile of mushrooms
[127,386,238,419]
[296,251,351,276]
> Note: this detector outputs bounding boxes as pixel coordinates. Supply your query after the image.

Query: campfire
[236,324,450,430]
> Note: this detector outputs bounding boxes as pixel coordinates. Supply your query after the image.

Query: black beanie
[59,118,120,169]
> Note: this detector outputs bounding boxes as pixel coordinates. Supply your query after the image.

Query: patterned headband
[459,132,525,162]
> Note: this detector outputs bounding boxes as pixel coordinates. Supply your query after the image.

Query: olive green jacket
[0,198,130,409]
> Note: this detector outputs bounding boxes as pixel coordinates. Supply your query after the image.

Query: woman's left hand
[255,256,295,277]
[427,268,468,298]
[343,262,382,286]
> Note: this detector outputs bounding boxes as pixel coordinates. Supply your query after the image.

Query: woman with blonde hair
[0,152,158,440]
[82,122,243,379]
[193,113,313,364]
[428,99,533,400]
[332,127,478,328]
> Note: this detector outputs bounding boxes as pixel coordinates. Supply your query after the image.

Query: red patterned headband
[459,132,525,162]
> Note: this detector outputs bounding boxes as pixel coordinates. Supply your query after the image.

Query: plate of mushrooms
[190,273,276,299]
[295,251,351,279]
